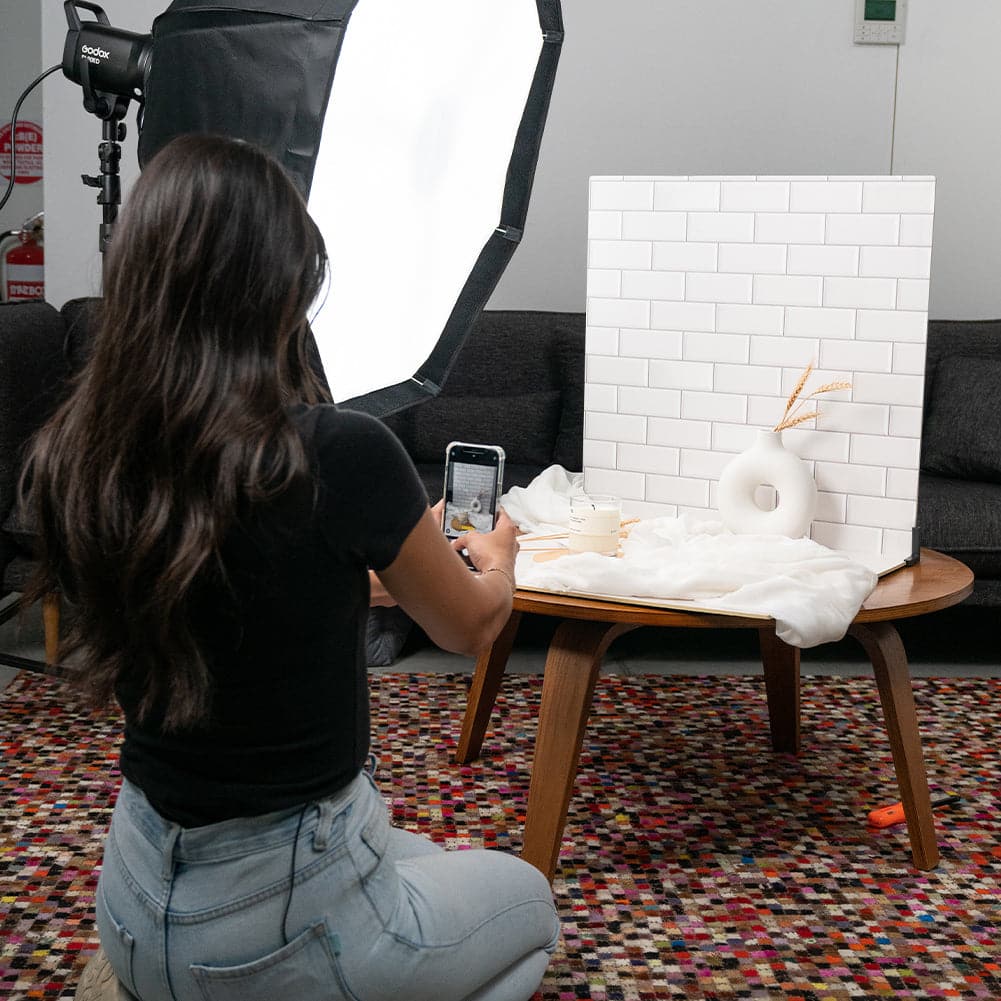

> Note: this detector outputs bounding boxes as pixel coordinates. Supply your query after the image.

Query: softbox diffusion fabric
[137,0,563,417]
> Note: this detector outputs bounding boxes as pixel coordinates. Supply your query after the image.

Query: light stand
[81,117,126,255]
[62,0,151,253]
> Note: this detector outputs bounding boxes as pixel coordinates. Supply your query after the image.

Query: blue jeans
[97,773,559,1001]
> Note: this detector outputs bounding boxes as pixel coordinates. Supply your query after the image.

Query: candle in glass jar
[568,494,621,554]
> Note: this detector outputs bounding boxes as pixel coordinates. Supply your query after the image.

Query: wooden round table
[455,549,973,881]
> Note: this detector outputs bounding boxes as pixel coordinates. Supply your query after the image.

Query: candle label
[568,503,620,554]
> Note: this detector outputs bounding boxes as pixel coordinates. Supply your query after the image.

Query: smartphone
[441,441,506,566]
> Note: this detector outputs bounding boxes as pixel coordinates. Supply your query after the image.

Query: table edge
[513,548,974,628]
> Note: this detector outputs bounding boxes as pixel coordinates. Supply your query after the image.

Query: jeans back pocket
[190,922,354,1001]
[96,889,139,997]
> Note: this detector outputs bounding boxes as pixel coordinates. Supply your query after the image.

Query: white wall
[38,0,1001,320]
[492,0,1001,320]
[492,1,896,313]
[893,3,1001,321]
[0,0,43,237]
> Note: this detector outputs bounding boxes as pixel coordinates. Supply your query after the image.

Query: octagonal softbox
[137,0,562,416]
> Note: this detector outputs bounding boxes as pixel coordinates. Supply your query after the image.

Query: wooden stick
[521,518,639,544]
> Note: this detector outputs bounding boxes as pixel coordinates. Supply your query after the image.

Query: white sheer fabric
[502,467,877,648]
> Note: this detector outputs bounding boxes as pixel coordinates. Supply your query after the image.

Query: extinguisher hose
[0,64,61,215]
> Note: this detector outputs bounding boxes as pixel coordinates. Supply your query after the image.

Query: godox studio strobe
[61,1,152,252]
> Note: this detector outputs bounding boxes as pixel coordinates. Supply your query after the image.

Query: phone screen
[443,444,503,544]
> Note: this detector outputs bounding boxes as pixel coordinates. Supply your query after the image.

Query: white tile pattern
[585,176,935,563]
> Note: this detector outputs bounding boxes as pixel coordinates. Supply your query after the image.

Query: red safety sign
[0,120,43,184]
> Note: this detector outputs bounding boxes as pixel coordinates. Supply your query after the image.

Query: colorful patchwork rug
[2,671,999,999]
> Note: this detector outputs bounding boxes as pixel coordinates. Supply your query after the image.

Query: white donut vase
[717,430,817,538]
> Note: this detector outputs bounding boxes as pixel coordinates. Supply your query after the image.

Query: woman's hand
[430,497,445,528]
[455,510,518,579]
[375,504,519,657]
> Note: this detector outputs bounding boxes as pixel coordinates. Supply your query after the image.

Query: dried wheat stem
[782,362,813,418]
[804,380,852,398]
[773,410,821,432]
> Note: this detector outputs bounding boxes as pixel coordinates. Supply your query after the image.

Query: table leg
[522,620,635,882]
[758,625,801,753]
[43,592,61,666]
[849,621,939,870]
[455,611,522,764]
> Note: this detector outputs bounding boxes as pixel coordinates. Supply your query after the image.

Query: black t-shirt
[117,405,428,827]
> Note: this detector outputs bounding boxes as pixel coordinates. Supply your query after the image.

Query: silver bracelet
[482,566,516,594]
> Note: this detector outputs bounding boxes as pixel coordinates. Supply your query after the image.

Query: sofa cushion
[413,460,541,505]
[464,311,583,471]
[918,474,1001,578]
[923,318,1001,410]
[1,553,36,592]
[404,390,562,469]
[381,309,584,474]
[551,323,585,472]
[2,504,35,554]
[0,300,71,583]
[60,297,100,370]
[921,355,1001,482]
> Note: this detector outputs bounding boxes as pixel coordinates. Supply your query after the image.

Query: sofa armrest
[0,302,71,578]
[923,319,1001,412]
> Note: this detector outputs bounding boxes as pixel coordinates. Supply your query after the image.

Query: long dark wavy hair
[22,134,329,730]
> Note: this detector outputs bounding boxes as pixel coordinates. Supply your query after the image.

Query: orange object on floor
[868,794,961,829]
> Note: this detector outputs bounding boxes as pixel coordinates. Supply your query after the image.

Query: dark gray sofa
[0,301,72,607]
[381,310,585,499]
[3,302,998,660]
[918,319,1001,605]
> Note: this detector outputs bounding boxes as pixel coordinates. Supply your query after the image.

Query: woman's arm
[375,508,518,657]
[368,499,444,609]
[368,571,398,607]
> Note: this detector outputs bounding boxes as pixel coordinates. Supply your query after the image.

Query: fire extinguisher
[1,212,44,303]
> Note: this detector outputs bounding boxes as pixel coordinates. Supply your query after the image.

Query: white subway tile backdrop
[585,176,936,564]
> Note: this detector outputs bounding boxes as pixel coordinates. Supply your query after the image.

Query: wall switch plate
[854,0,907,44]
